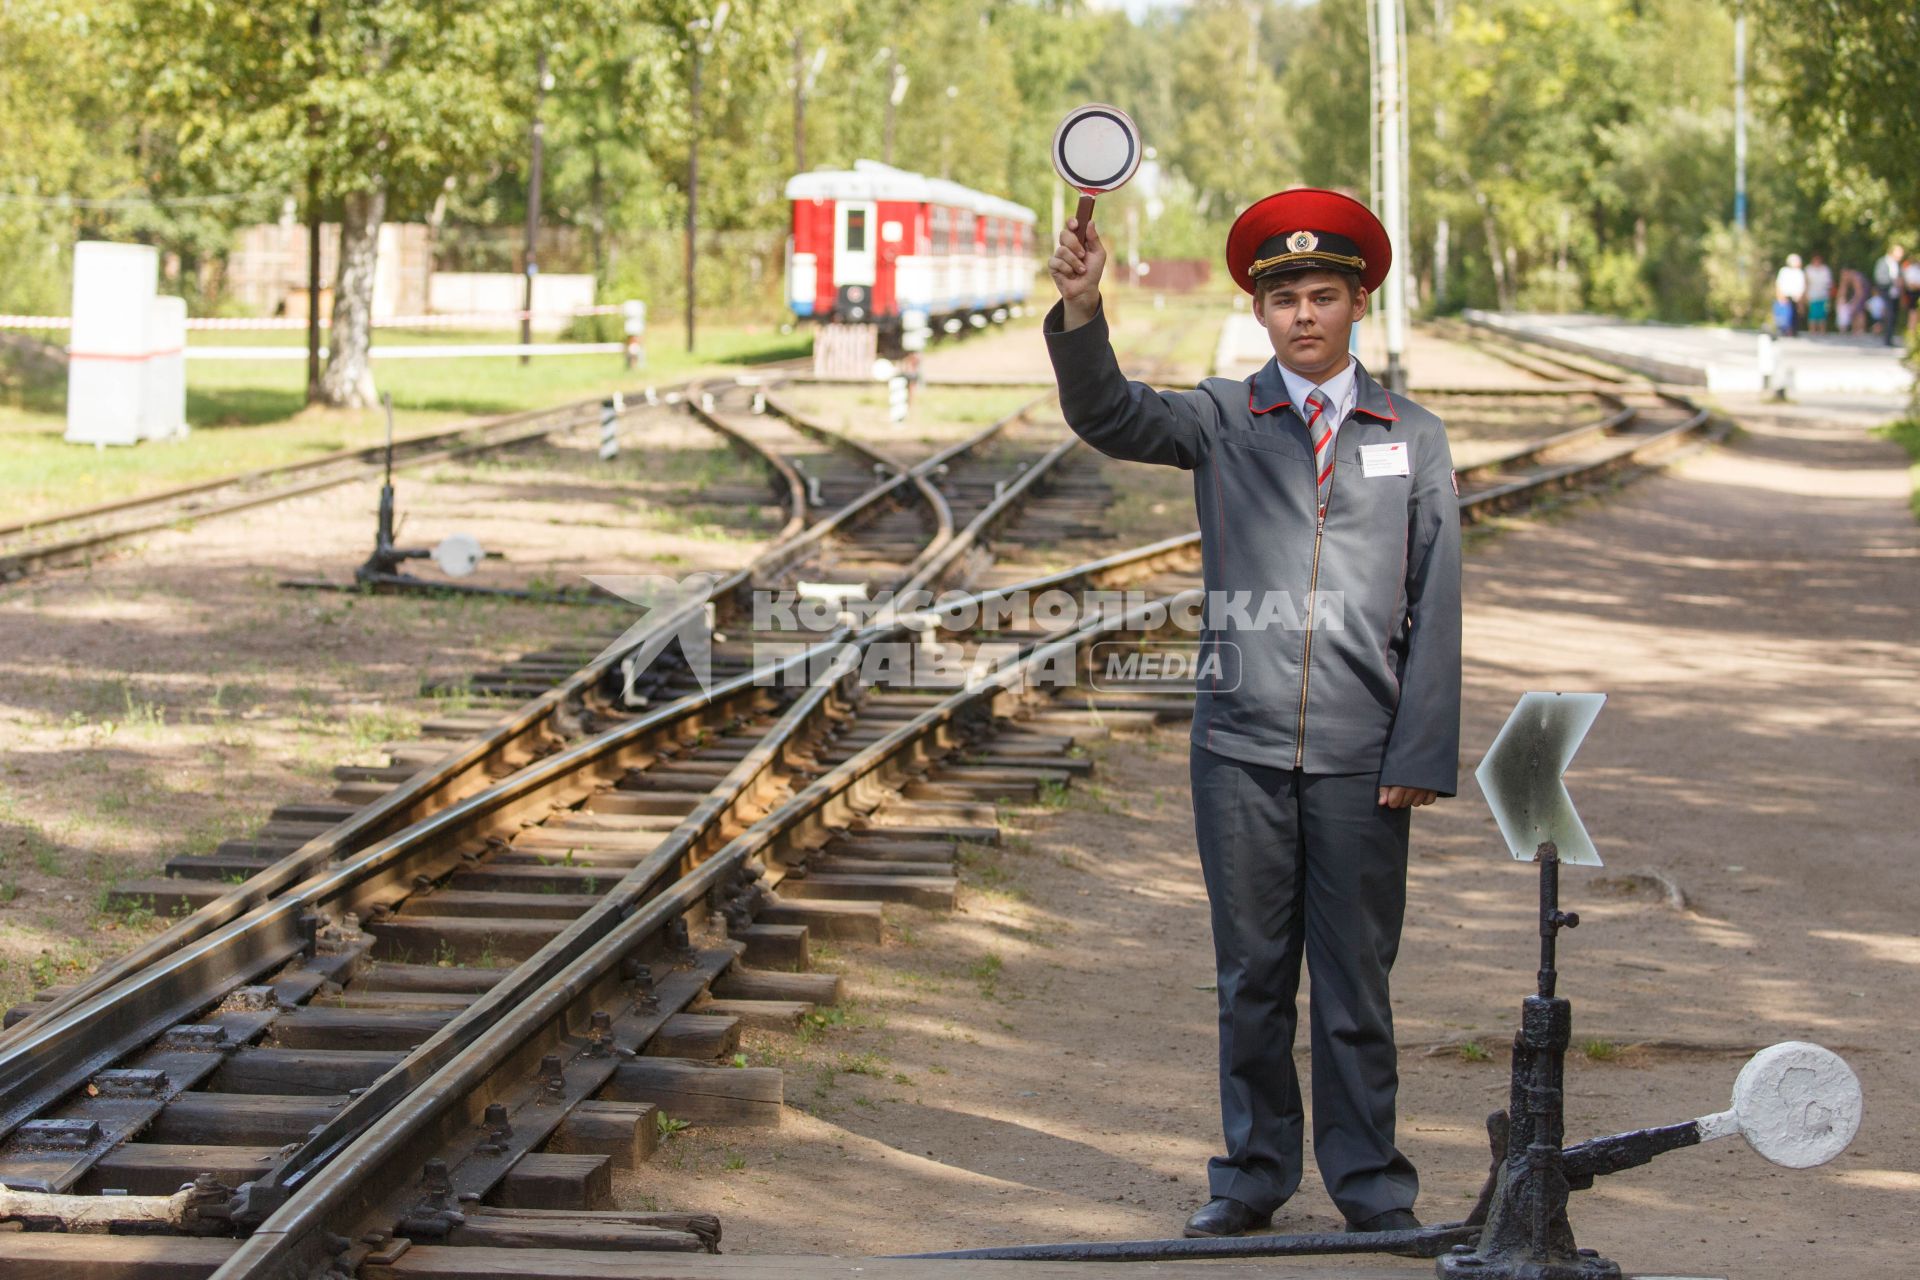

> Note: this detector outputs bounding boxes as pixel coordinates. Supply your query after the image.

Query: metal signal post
[1437,841,1621,1280]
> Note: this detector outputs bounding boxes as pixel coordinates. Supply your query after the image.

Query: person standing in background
[1804,254,1833,334]
[1902,255,1920,346]
[1836,265,1869,334]
[1773,254,1806,337]
[1873,245,1905,346]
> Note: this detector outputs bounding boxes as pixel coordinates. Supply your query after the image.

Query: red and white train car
[785,160,1038,344]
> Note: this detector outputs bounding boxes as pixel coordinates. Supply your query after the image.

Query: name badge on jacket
[1360,441,1411,477]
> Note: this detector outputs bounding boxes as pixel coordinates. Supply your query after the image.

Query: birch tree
[130,0,605,407]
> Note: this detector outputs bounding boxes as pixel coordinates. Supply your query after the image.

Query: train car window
[932,207,949,254]
[845,209,867,252]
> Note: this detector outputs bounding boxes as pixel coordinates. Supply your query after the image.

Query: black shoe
[1183,1196,1273,1238]
[1346,1208,1423,1256]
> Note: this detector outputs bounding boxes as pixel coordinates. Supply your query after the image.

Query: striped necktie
[1305,389,1335,516]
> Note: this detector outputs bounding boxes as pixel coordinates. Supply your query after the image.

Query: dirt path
[619,399,1919,1277]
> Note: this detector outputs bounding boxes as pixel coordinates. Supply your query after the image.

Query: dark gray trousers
[1190,743,1418,1221]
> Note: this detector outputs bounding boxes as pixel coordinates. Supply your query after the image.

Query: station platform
[1466,309,1915,397]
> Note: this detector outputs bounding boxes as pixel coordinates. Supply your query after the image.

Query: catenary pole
[1374,0,1409,393]
[521,46,548,366]
[685,36,701,353]
[792,33,806,173]
[305,4,322,404]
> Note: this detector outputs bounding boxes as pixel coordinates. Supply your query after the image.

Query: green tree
[129,0,632,406]
[1161,0,1300,220]
[0,0,138,315]
[1753,0,1920,234]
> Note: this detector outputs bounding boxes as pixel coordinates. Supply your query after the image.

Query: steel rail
[0,360,817,546]
[0,365,798,583]
[0,415,1175,1248]
[0,403,598,546]
[225,379,1090,1213]
[687,379,957,592]
[1453,402,1639,484]
[1461,401,1713,520]
[0,375,835,1048]
[0,626,813,1144]
[0,377,1089,1161]
[210,585,1204,1280]
[0,368,988,1049]
[1441,315,1651,387]
[222,518,1214,1226]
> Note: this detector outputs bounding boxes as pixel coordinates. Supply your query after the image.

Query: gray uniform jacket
[1044,301,1462,795]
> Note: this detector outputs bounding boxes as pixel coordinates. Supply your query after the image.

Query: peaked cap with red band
[1226,188,1392,296]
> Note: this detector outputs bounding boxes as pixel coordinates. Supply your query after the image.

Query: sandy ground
[614,394,1920,1278]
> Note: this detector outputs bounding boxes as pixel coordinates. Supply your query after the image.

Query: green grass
[968,951,1004,999]
[1874,415,1920,522]
[1581,1037,1623,1063]
[0,324,809,525]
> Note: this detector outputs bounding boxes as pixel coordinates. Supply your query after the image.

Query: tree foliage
[1751,0,1920,234]
[1,0,1901,344]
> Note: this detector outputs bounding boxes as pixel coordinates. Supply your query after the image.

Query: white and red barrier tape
[0,306,625,332]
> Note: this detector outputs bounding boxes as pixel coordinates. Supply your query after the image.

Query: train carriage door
[834,201,878,320]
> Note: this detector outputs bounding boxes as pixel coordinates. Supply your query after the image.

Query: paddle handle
[1075,193,1096,240]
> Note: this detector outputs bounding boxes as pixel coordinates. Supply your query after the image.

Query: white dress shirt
[1277,359,1358,445]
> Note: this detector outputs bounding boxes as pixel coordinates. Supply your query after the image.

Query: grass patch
[835,1050,888,1078]
[344,707,418,753]
[1455,1040,1493,1063]
[0,788,63,875]
[956,842,1030,903]
[968,951,1004,998]
[0,324,808,525]
[1581,1037,1623,1063]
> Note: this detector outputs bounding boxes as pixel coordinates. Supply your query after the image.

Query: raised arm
[1043,216,1213,470]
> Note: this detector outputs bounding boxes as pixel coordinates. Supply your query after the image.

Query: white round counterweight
[1727,1041,1862,1169]
[432,533,486,578]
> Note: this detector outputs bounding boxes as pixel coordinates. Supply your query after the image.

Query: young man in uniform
[1043,189,1461,1239]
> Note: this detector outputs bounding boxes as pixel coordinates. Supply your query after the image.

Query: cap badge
[1287,230,1319,253]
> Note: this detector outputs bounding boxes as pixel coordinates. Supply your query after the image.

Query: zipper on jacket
[1294,465,1335,767]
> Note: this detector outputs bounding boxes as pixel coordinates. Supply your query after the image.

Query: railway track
[0,365,803,586]
[0,328,1722,1279]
